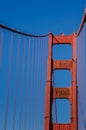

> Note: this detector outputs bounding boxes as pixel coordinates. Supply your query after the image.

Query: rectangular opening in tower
[52,70,71,88]
[53,44,72,60]
[52,99,71,124]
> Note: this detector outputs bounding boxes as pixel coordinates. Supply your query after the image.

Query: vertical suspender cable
[33,38,37,130]
[38,38,41,130]
[41,38,45,97]
[41,38,44,90]
[37,38,41,129]
[38,38,41,99]
[35,38,39,129]
[27,38,32,130]
[39,38,43,130]
[12,35,20,130]
[19,36,26,130]
[41,38,46,129]
[4,32,13,130]
[24,38,30,130]
[42,37,48,128]
[32,38,35,130]
[29,38,34,130]
[0,28,4,68]
[40,37,45,129]
[40,38,44,91]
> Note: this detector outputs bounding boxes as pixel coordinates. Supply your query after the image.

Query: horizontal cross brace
[52,123,71,130]
[53,35,74,44]
[53,87,71,99]
[53,60,73,70]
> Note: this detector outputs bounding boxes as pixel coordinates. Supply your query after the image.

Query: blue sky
[0,0,86,35]
[0,0,86,130]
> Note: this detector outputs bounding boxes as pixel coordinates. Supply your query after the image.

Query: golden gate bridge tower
[44,33,78,130]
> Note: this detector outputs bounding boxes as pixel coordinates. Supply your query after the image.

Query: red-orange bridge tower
[44,33,78,130]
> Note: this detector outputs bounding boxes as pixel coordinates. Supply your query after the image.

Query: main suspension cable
[0,24,51,38]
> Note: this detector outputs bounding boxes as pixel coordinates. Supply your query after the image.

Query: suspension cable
[0,28,4,68]
[12,35,20,130]
[24,39,30,130]
[31,38,35,130]
[4,32,13,130]
[28,38,34,130]
[0,24,51,38]
[19,36,26,130]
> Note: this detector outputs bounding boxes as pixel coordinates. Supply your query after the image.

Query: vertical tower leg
[44,33,53,130]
